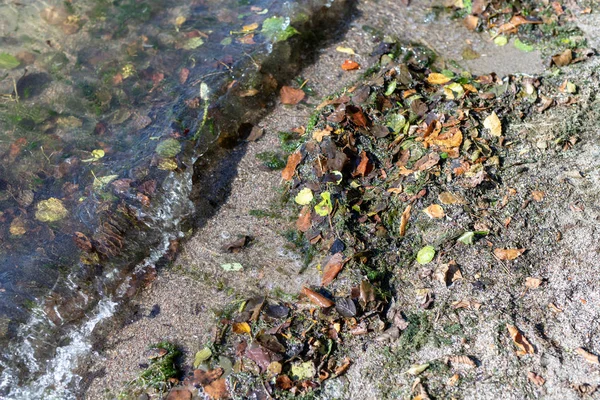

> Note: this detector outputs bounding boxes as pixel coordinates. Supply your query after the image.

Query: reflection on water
[0,0,348,396]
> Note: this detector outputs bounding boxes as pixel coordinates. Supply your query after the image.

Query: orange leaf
[494,248,526,260]
[531,190,544,202]
[426,73,451,85]
[463,15,479,31]
[399,204,411,237]
[354,151,372,177]
[296,206,312,232]
[301,286,334,308]
[281,151,302,181]
[341,60,360,71]
[507,324,535,356]
[204,377,229,399]
[280,86,305,105]
[423,204,445,219]
[321,253,345,286]
[232,322,251,335]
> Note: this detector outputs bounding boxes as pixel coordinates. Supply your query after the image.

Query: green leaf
[386,114,406,134]
[155,138,181,158]
[457,231,474,245]
[0,53,20,70]
[183,37,204,50]
[291,361,316,380]
[384,80,397,96]
[193,347,212,368]
[221,263,243,271]
[513,38,534,52]
[220,37,232,46]
[494,36,508,46]
[405,363,430,375]
[261,16,299,42]
[314,191,333,216]
[93,174,119,190]
[416,245,435,265]
[294,188,313,205]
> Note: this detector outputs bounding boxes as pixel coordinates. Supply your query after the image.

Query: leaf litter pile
[146,34,600,399]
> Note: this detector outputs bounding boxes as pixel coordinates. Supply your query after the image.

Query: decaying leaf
[438,191,464,205]
[322,253,346,286]
[463,15,479,30]
[551,49,573,67]
[435,261,462,285]
[35,198,68,222]
[525,277,542,289]
[335,297,357,317]
[312,127,331,142]
[576,347,600,364]
[399,204,412,236]
[280,86,305,105]
[341,60,360,71]
[354,151,372,177]
[494,248,525,261]
[301,287,334,308]
[423,204,445,219]
[282,151,302,181]
[507,324,535,356]
[360,280,375,304]
[9,217,26,236]
[531,190,545,202]
[483,112,502,137]
[296,206,312,232]
[204,377,229,399]
[452,299,482,310]
[528,371,545,386]
[446,355,476,368]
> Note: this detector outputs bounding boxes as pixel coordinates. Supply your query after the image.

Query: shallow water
[0,0,348,396]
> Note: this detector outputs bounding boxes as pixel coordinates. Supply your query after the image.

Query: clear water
[0,0,347,396]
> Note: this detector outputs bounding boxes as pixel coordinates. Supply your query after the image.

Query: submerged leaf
[156,138,181,158]
[0,53,20,69]
[261,17,299,42]
[35,198,68,222]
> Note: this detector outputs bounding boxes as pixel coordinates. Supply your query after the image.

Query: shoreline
[81,1,600,399]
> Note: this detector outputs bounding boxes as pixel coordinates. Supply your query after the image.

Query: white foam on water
[0,169,195,399]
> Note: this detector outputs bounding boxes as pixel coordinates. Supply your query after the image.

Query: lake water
[0,0,348,397]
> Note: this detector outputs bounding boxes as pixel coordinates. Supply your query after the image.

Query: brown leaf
[341,60,360,71]
[280,86,305,105]
[246,126,264,141]
[452,299,481,310]
[438,191,464,205]
[359,280,376,304]
[179,68,190,84]
[282,151,302,181]
[204,378,229,399]
[348,106,368,127]
[322,253,345,286]
[167,388,192,400]
[507,324,535,356]
[334,357,352,376]
[528,371,546,386]
[296,206,312,232]
[414,152,440,171]
[531,190,544,202]
[276,375,293,390]
[423,204,445,219]
[312,128,331,142]
[525,277,542,289]
[435,261,462,285]
[301,287,334,308]
[353,151,372,177]
[187,368,224,386]
[222,236,250,253]
[496,15,541,36]
[576,347,600,364]
[446,355,476,368]
[494,248,526,261]
[552,49,573,67]
[399,204,412,236]
[463,15,479,30]
[74,232,93,253]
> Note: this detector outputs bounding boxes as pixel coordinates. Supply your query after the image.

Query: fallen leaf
[336,46,355,55]
[531,190,544,202]
[552,49,573,67]
[525,277,542,289]
[446,355,476,368]
[427,73,451,85]
[301,287,334,307]
[405,363,430,375]
[354,151,372,177]
[416,246,435,265]
[463,15,479,30]
[452,299,481,310]
[222,236,250,253]
[242,22,259,32]
[495,15,541,36]
[447,373,460,386]
[187,368,223,386]
[399,204,412,236]
[507,324,535,356]
[167,388,192,400]
[194,347,213,368]
[276,375,293,390]
[576,347,600,364]
[232,322,251,335]
[483,112,502,137]
[35,198,68,222]
[438,191,464,204]
[204,378,229,399]
[322,253,345,286]
[435,261,462,285]
[335,297,356,317]
[296,206,312,232]
[246,126,264,141]
[294,188,313,205]
[282,151,302,181]
[9,217,26,236]
[221,263,243,271]
[341,60,360,71]
[494,248,526,261]
[280,86,305,105]
[312,128,331,142]
[528,371,546,386]
[334,357,351,376]
[423,204,445,219]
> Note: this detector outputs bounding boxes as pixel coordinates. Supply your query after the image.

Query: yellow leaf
[483,112,502,137]
[335,46,355,55]
[242,22,259,32]
[426,73,451,85]
[232,322,251,335]
[175,16,186,26]
[312,128,331,142]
